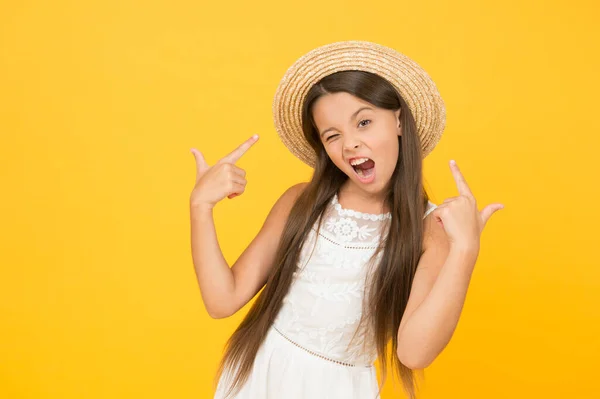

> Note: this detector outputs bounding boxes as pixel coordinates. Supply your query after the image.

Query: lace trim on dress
[332,193,392,221]
[333,193,438,221]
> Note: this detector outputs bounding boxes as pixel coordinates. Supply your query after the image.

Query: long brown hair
[214,70,431,399]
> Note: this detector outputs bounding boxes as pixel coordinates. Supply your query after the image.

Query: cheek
[377,138,400,169]
[324,144,350,171]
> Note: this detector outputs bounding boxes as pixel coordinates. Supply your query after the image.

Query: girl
[189,41,503,399]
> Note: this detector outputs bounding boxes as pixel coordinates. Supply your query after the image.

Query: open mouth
[349,157,376,182]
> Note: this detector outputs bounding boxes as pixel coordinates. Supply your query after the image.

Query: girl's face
[312,92,401,195]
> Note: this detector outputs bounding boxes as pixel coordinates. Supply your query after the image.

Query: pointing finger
[219,134,259,165]
[449,160,474,198]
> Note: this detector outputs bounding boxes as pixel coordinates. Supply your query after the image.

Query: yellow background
[1,0,598,398]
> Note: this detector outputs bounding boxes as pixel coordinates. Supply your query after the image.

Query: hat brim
[272,40,446,168]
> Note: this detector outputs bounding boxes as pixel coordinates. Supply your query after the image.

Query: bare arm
[397,209,478,369]
[395,212,479,369]
[190,182,307,319]
[396,160,503,369]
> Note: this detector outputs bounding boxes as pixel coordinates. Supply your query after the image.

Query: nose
[342,134,361,151]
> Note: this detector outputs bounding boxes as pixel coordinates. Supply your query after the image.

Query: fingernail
[450,159,456,165]
[253,134,259,140]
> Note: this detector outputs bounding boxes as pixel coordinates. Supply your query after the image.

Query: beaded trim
[332,193,392,221]
[272,325,368,368]
[315,228,382,250]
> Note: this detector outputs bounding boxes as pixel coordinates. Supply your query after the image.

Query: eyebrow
[319,106,374,138]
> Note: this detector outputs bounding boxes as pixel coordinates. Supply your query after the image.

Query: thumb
[480,203,504,227]
[191,148,209,179]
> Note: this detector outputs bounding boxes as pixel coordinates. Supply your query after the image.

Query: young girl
[189,41,503,399]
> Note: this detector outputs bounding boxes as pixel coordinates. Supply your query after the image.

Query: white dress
[214,193,437,399]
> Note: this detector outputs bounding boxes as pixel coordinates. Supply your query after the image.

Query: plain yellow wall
[1,0,598,398]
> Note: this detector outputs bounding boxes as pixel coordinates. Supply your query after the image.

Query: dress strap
[423,201,437,219]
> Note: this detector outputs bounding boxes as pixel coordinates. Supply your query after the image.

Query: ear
[395,109,402,136]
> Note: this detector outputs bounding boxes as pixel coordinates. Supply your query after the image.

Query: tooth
[350,157,369,166]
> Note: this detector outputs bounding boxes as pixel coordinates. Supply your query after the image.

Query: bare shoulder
[283,181,309,202]
[242,181,308,252]
[268,182,309,221]
[420,202,450,271]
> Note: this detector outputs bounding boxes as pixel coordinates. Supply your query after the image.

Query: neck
[338,182,389,215]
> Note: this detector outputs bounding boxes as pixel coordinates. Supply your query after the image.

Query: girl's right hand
[190,134,259,210]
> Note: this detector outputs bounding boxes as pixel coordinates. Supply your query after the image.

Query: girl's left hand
[432,160,504,253]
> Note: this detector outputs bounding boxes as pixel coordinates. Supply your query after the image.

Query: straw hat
[272,40,446,168]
